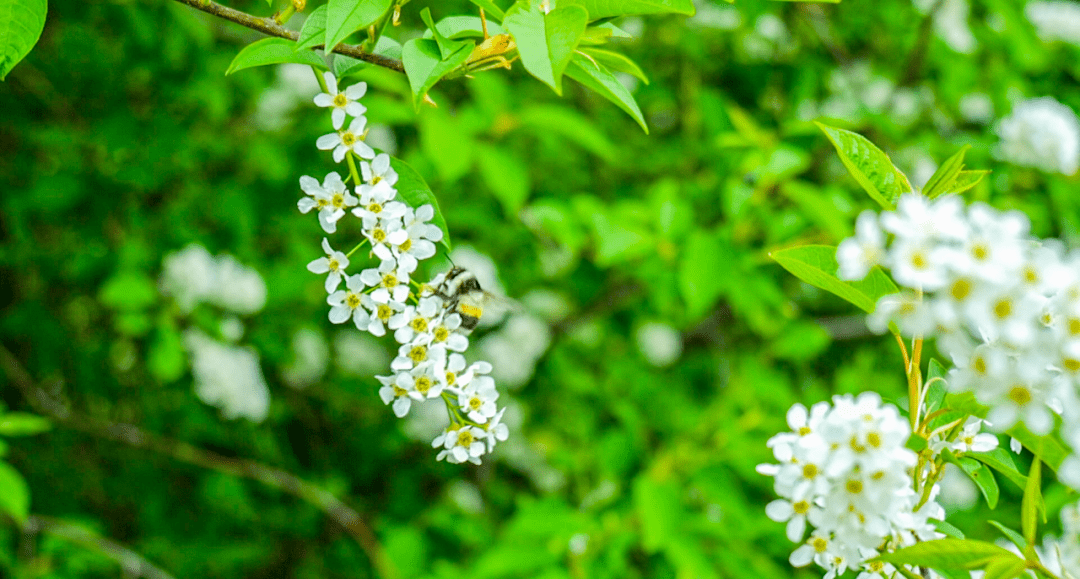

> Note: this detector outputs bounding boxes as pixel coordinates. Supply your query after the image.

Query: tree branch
[0,344,397,579]
[170,0,405,73]
[25,515,177,579]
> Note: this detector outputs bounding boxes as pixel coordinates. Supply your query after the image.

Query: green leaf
[905,433,928,452]
[468,0,505,21]
[981,555,1027,579]
[0,413,50,436]
[769,245,899,315]
[420,8,469,60]
[148,322,186,382]
[334,36,402,78]
[1022,457,1042,547]
[987,521,1027,552]
[947,170,990,196]
[954,457,999,509]
[401,38,472,109]
[0,461,28,524]
[874,539,1018,569]
[565,52,648,132]
[517,105,616,160]
[932,518,966,539]
[325,0,392,53]
[580,48,649,84]
[388,157,451,250]
[923,146,970,199]
[970,449,1027,490]
[503,2,587,95]
[295,4,329,51]
[425,15,506,39]
[561,0,694,19]
[679,230,734,318]
[226,38,328,75]
[99,272,158,311]
[814,122,913,209]
[0,0,47,80]
[633,476,682,553]
[1007,424,1068,471]
[925,358,948,412]
[476,143,531,215]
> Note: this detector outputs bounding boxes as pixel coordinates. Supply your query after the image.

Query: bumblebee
[435,267,512,331]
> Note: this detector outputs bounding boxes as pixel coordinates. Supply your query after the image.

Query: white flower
[161,244,218,313]
[837,211,885,281]
[316,116,376,162]
[456,374,499,423]
[184,329,270,422]
[948,418,1000,454]
[391,339,447,373]
[365,217,409,263]
[326,274,368,328]
[298,172,356,234]
[1026,1,1080,47]
[359,259,411,305]
[429,312,470,352]
[766,498,814,542]
[307,238,351,293]
[393,205,442,273]
[361,153,399,188]
[377,374,413,417]
[353,180,407,231]
[313,72,367,130]
[482,406,510,452]
[433,425,488,465]
[211,255,268,315]
[634,322,683,367]
[355,293,402,337]
[995,97,1080,175]
[389,297,442,345]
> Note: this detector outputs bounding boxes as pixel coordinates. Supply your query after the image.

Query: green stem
[346,238,369,259]
[346,150,363,185]
[313,65,330,93]
[274,4,296,24]
[896,567,922,579]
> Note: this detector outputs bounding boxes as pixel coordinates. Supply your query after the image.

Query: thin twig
[170,0,405,73]
[25,515,176,579]
[0,344,396,579]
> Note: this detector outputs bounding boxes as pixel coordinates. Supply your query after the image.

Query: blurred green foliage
[1,0,1079,577]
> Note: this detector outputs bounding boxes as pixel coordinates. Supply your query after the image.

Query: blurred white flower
[333,331,389,376]
[161,245,266,315]
[995,96,1080,175]
[913,0,976,53]
[184,329,270,422]
[1026,1,1080,46]
[635,322,683,367]
[282,328,329,388]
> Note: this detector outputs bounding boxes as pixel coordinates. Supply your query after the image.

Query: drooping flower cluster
[994,96,1080,175]
[759,393,943,578]
[300,72,508,464]
[837,193,1080,486]
[160,244,270,421]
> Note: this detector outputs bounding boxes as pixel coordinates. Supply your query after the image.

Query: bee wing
[481,291,525,314]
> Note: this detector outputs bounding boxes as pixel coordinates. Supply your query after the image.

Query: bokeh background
[2,0,1080,576]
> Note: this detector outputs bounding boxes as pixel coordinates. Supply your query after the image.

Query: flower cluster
[758,393,943,578]
[837,192,1080,485]
[300,72,508,464]
[160,244,270,421]
[994,96,1080,175]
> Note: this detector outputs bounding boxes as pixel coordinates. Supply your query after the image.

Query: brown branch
[25,515,177,579]
[0,344,397,579]
[171,0,405,73]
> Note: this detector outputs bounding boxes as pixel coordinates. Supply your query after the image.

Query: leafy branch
[170,0,405,73]
[0,344,397,579]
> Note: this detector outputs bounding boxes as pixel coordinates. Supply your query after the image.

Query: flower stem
[346,150,363,186]
[346,238,369,259]
[313,66,330,93]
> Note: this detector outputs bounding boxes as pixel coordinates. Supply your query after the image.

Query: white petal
[786,516,806,543]
[352,141,376,159]
[344,81,367,99]
[316,133,339,150]
[298,198,318,213]
[331,108,346,130]
[313,93,334,107]
[329,305,351,324]
[322,71,338,93]
[332,145,347,164]
[325,271,342,293]
[392,397,411,418]
[307,257,330,274]
[765,500,793,522]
